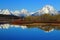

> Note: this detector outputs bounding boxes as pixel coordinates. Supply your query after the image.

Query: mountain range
[0,5,59,17]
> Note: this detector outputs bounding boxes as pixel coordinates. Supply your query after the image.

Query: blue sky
[0,0,60,11]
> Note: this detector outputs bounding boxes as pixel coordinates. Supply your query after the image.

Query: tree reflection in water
[0,24,60,32]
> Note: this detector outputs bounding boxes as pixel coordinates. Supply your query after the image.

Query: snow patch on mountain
[13,10,20,16]
[40,5,58,14]
[32,5,58,16]
[1,9,12,15]
[0,5,59,16]
[20,9,30,17]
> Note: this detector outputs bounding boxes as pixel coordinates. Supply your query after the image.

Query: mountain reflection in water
[0,23,60,32]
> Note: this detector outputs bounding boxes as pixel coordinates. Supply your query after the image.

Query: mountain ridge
[0,5,59,17]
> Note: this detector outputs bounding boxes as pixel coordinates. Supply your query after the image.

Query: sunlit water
[0,24,60,40]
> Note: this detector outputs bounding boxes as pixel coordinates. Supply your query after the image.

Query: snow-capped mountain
[32,5,58,16]
[13,9,30,17]
[20,9,30,17]
[12,10,20,16]
[40,5,58,14]
[0,9,30,17]
[0,5,59,17]
[0,9,12,15]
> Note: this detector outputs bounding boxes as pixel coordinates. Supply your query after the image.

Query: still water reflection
[0,24,60,40]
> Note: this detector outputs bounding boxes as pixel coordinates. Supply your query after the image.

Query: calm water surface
[0,26,60,40]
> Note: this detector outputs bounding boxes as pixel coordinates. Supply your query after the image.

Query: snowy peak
[13,10,20,16]
[0,5,59,17]
[20,9,28,13]
[41,5,54,13]
[32,5,58,16]
[39,5,58,14]
[12,9,30,17]
[1,9,11,15]
[20,9,30,16]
